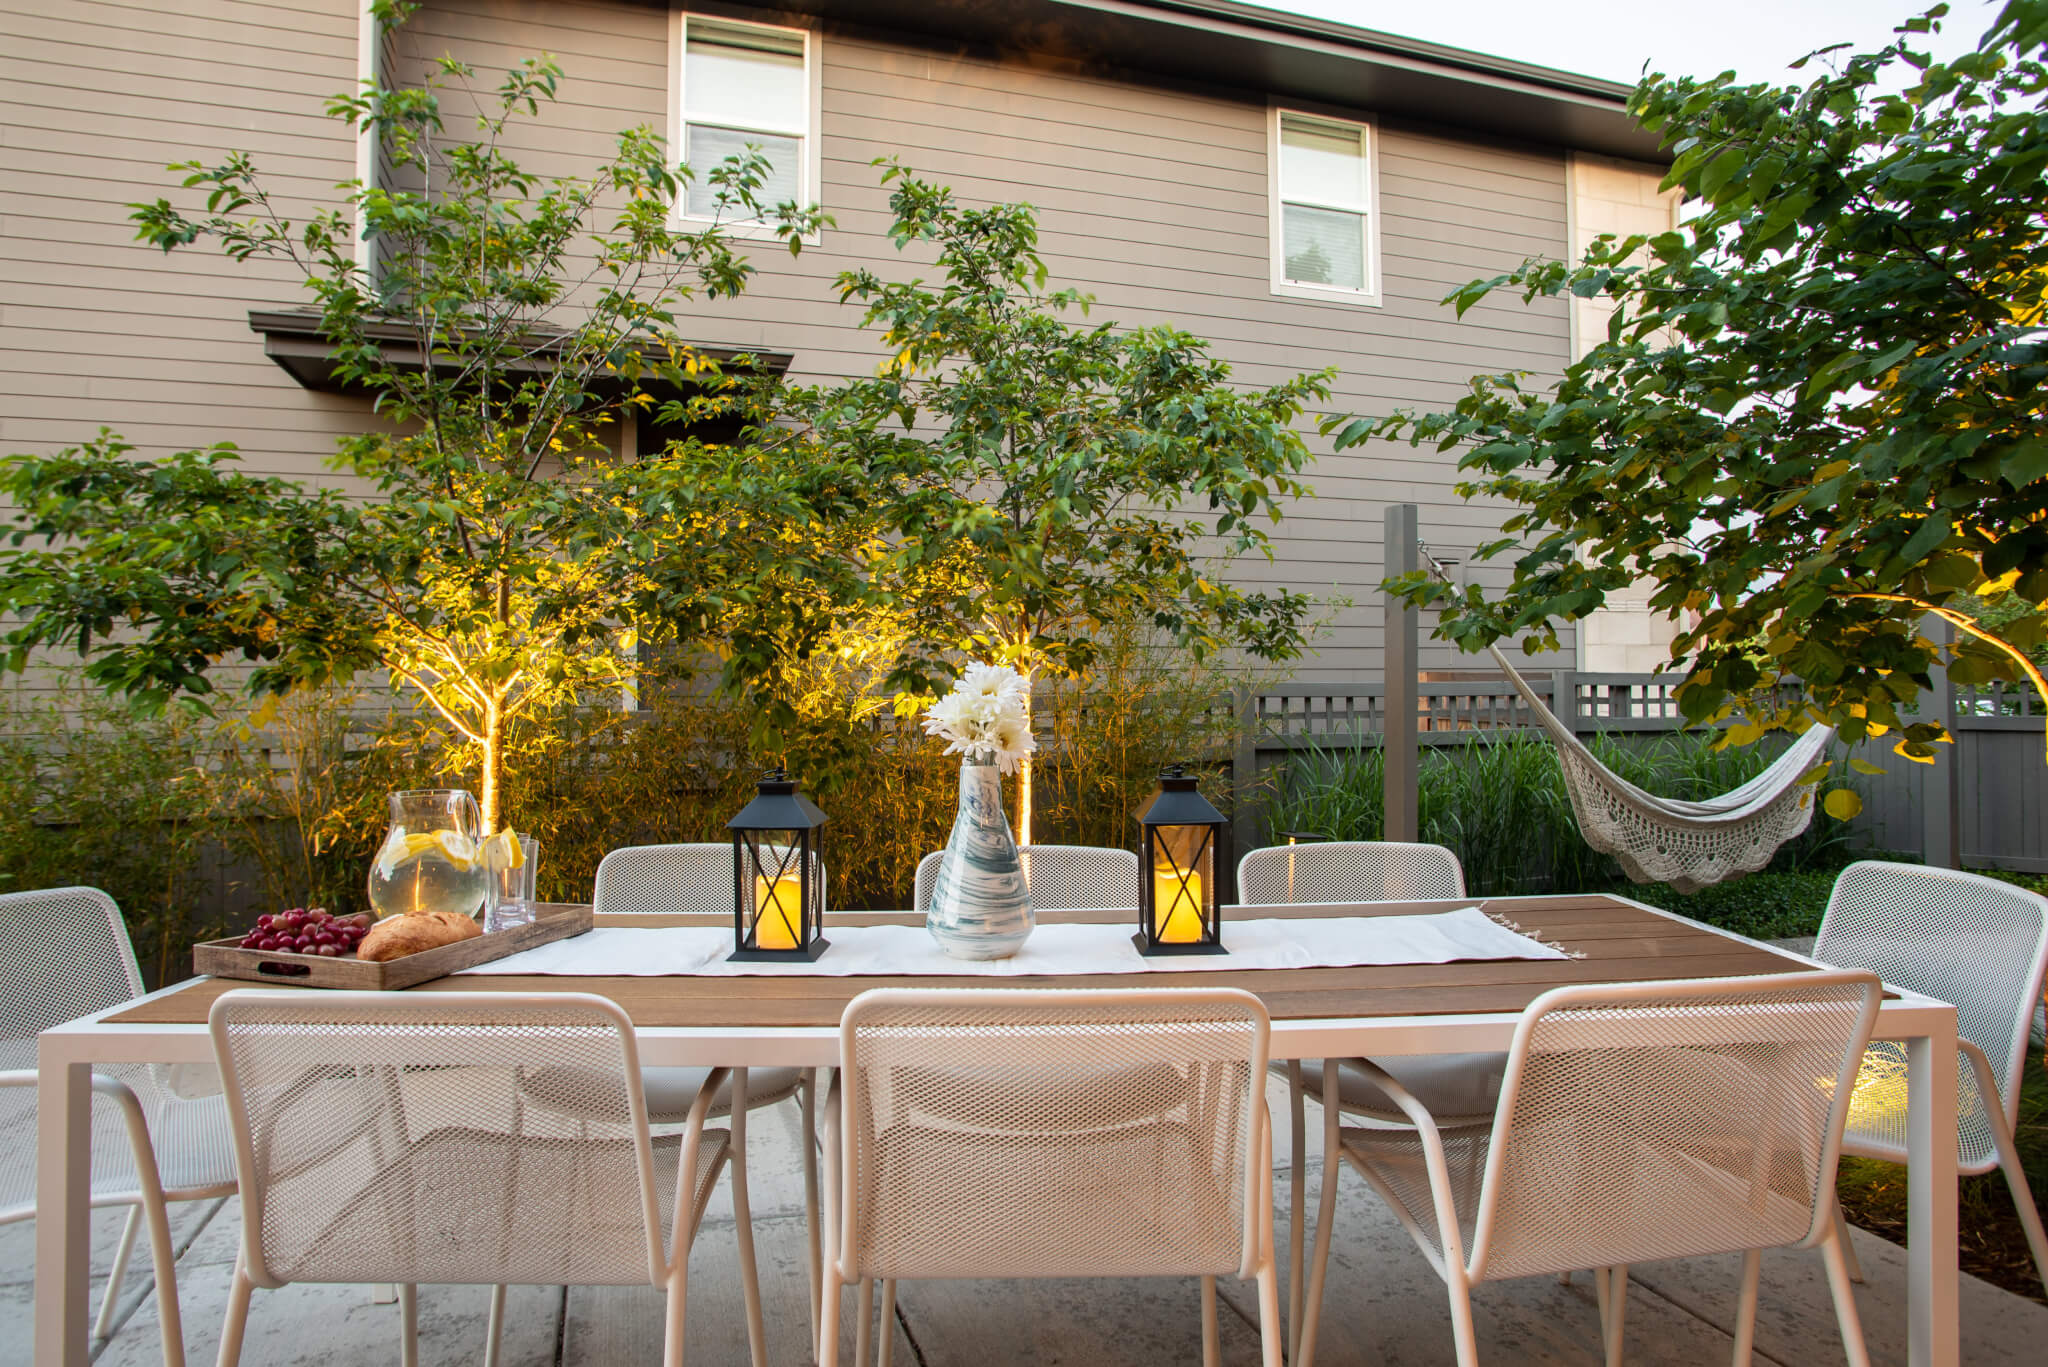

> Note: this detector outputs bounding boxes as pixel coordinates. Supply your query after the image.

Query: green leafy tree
[1343,1,2048,801]
[0,15,848,831]
[759,166,1330,837]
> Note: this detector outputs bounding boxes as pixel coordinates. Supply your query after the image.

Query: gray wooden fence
[1231,672,2047,875]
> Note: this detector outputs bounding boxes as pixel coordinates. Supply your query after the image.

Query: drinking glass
[485,833,540,932]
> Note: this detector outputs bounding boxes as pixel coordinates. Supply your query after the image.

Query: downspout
[353,0,382,283]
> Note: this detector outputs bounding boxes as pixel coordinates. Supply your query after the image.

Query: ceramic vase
[925,755,1034,960]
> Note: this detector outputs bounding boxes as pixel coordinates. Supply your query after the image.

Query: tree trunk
[1016,690,1033,847]
[479,698,505,835]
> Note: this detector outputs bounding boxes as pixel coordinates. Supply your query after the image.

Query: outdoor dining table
[35,892,1963,1366]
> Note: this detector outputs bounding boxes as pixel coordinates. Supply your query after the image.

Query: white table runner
[456,907,1569,978]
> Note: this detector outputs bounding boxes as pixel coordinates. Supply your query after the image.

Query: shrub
[0,681,247,985]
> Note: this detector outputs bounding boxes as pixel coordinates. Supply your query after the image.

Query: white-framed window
[669,12,821,236]
[1269,107,1380,305]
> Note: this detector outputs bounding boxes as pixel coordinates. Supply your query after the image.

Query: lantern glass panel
[741,834,808,952]
[1150,824,1214,945]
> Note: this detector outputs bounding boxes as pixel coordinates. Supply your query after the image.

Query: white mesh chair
[821,987,1283,1367]
[588,841,817,1356]
[1237,840,1466,906]
[1297,969,1884,1367]
[1813,861,2048,1293]
[911,844,1143,911]
[1236,841,1491,1352]
[208,989,733,1367]
[0,885,236,1365]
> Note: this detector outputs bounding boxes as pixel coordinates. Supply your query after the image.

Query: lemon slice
[376,830,445,878]
[481,830,524,873]
[435,830,478,870]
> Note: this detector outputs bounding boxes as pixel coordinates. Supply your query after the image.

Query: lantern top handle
[1158,764,1199,791]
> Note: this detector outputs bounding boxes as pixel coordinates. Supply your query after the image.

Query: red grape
[254,935,279,951]
[316,944,340,957]
[255,914,274,929]
[311,931,336,948]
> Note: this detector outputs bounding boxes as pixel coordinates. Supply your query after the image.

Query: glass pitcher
[367,789,487,921]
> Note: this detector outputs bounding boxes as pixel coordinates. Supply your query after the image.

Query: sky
[1242,0,2000,87]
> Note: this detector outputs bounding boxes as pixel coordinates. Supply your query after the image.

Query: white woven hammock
[1484,642,1833,892]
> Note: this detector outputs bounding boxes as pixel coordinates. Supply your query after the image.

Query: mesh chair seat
[1295,1054,1506,1125]
[0,1055,235,1219]
[265,1123,730,1286]
[912,845,1142,912]
[1840,1038,2006,1173]
[1238,841,1465,906]
[526,1064,804,1126]
[593,842,826,917]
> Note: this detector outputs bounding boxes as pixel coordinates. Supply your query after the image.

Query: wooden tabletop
[108,895,1817,1029]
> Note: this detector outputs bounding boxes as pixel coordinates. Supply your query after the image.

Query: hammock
[1415,552,1833,892]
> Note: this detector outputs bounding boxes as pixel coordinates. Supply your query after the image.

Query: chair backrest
[911,845,1143,912]
[593,842,827,918]
[209,989,667,1290]
[1236,841,1465,905]
[1814,860,2048,1134]
[0,886,143,1041]
[835,987,1269,1282]
[1464,969,1881,1284]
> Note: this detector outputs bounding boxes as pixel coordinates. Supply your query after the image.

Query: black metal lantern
[1136,765,1228,956]
[728,768,829,962]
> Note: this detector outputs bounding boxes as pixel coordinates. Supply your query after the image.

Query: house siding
[0,0,369,485]
[3,0,1582,685]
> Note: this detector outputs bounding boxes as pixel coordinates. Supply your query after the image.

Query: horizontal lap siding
[14,0,1576,689]
[0,0,364,489]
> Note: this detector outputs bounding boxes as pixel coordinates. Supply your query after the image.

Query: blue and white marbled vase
[925,755,1035,960]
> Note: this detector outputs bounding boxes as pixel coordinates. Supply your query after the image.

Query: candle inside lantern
[753,872,803,950]
[1153,870,1204,943]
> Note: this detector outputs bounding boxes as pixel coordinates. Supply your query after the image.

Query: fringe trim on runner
[1486,911,1587,960]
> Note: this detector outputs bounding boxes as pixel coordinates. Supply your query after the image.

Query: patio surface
[8,1072,2046,1366]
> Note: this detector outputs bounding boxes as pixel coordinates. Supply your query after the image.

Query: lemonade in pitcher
[368,789,488,920]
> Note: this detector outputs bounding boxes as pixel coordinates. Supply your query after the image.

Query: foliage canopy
[1345,1,2048,776]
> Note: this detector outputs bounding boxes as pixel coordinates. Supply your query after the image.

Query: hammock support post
[1924,614,1961,870]
[1384,503,1420,842]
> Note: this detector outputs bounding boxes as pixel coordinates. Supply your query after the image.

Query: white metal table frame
[35,906,1962,1367]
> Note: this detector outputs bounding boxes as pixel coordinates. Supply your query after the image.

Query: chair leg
[95,1205,143,1340]
[1446,1274,1481,1367]
[484,1284,506,1367]
[1201,1275,1220,1367]
[803,1071,823,1356]
[1286,1060,1306,1362]
[1256,1263,1285,1367]
[399,1283,419,1367]
[1295,1064,1345,1367]
[853,1278,874,1367]
[215,1256,254,1367]
[1987,1107,2048,1294]
[877,1279,897,1367]
[817,1260,844,1367]
[1600,1265,1628,1367]
[1730,1249,1761,1367]
[1832,1199,1865,1284]
[662,1254,691,1367]
[139,1190,186,1367]
[729,1072,768,1367]
[1819,1225,1873,1367]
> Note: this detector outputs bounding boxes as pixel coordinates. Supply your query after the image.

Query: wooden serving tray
[193,903,594,990]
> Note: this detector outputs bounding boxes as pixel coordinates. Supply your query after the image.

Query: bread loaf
[358,910,482,962]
